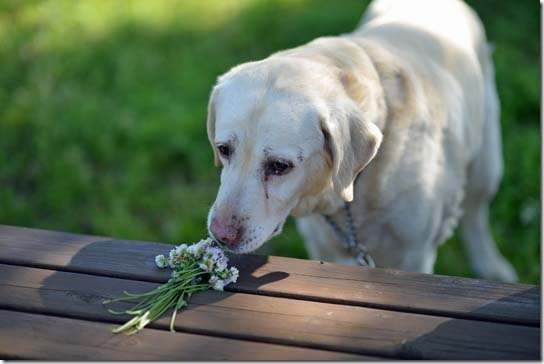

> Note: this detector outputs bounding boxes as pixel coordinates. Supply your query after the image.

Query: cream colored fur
[206,0,517,282]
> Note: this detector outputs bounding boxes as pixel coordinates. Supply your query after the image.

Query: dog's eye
[217,144,231,158]
[265,159,293,176]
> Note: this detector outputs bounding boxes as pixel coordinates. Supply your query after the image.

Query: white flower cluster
[155,238,239,291]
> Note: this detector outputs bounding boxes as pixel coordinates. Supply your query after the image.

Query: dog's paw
[473,255,519,283]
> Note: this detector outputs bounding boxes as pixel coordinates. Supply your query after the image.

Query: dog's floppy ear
[320,104,382,201]
[206,85,221,167]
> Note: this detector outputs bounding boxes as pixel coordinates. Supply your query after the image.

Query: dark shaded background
[0,0,539,283]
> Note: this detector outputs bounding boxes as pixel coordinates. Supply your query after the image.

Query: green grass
[0,0,539,284]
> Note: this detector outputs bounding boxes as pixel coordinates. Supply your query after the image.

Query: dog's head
[206,54,383,253]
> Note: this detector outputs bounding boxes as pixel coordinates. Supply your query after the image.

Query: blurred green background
[0,0,539,284]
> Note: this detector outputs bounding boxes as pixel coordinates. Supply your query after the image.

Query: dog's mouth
[208,236,230,251]
[210,221,285,254]
[270,221,284,237]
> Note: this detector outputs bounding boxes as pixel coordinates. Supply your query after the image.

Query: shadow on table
[36,238,289,333]
[399,286,541,360]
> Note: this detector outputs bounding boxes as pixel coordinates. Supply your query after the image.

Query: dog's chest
[349,160,465,269]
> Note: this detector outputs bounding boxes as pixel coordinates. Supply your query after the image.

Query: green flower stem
[168,284,210,333]
[105,269,203,306]
[104,266,204,304]
[105,267,211,335]
[169,292,186,333]
[104,239,239,335]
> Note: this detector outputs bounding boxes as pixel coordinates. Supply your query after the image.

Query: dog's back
[358,0,486,55]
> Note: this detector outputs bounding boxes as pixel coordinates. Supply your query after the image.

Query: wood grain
[0,309,371,360]
[0,264,539,360]
[0,225,539,326]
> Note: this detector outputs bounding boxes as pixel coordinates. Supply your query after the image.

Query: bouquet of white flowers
[104,237,239,335]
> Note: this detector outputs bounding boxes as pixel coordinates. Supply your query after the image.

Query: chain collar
[323,201,375,267]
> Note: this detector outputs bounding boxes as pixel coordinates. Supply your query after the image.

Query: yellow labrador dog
[206,0,517,282]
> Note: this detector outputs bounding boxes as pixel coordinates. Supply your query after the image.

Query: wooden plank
[0,264,539,360]
[0,225,539,326]
[0,225,161,281]
[229,255,541,326]
[0,310,370,360]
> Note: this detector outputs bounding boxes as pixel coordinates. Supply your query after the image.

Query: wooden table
[0,225,540,360]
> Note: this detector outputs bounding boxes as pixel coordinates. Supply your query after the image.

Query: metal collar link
[323,202,375,267]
